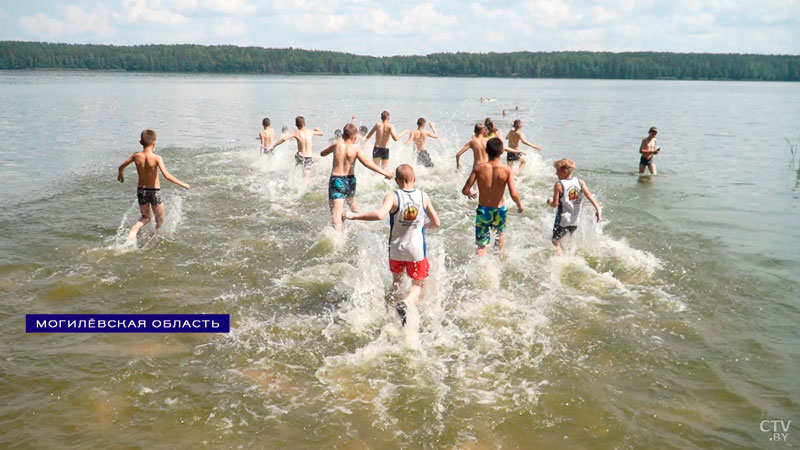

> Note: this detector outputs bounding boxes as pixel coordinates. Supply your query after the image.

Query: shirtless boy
[546,158,601,255]
[461,137,524,256]
[344,164,440,325]
[259,118,274,155]
[406,118,438,168]
[505,119,541,170]
[271,116,324,181]
[320,123,394,231]
[117,130,190,241]
[455,123,488,169]
[639,126,659,174]
[366,110,405,170]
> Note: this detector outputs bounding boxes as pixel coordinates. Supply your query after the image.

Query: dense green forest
[1,41,798,81]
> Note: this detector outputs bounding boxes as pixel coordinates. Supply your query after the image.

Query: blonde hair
[553,158,575,172]
[395,164,415,184]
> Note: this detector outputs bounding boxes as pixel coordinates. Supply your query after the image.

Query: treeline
[1,41,799,81]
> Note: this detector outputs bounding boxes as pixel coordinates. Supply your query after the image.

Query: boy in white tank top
[546,158,602,255]
[344,164,441,325]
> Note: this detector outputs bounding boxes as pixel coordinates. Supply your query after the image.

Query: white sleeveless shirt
[556,177,582,227]
[388,189,427,262]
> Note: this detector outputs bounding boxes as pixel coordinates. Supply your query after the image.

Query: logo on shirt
[568,188,579,201]
[403,205,419,221]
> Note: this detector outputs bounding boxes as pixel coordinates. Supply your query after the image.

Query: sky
[1,0,798,56]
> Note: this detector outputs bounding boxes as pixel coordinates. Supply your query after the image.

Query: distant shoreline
[2,41,798,81]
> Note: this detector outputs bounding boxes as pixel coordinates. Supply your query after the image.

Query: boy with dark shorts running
[117,129,190,241]
[259,117,274,155]
[344,164,441,325]
[546,158,602,255]
[271,116,323,183]
[461,137,524,256]
[320,123,393,231]
[505,119,541,170]
[366,110,405,170]
[406,117,438,168]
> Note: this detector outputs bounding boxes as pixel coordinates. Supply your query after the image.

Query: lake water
[0,72,798,449]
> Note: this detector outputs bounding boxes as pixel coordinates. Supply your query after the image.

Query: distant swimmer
[344,164,440,325]
[502,109,507,116]
[406,117,438,168]
[117,129,190,241]
[455,123,488,170]
[259,117,274,155]
[320,123,393,231]
[514,105,520,111]
[271,116,324,183]
[461,137,524,256]
[505,119,541,171]
[639,126,659,174]
[366,110,405,170]
[546,158,601,255]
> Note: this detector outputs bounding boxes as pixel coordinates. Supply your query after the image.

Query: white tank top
[556,177,582,227]
[388,189,427,262]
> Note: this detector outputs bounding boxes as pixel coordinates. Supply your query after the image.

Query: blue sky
[1,0,798,56]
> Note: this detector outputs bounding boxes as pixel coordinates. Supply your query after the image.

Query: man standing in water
[505,119,541,172]
[320,123,394,231]
[344,164,440,325]
[117,129,190,241]
[271,116,323,182]
[366,110,404,170]
[639,126,659,174]
[406,117,438,168]
[461,137,524,256]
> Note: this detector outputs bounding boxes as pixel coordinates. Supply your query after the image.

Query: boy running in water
[546,158,602,255]
[505,119,541,171]
[455,123,487,169]
[271,116,323,182]
[461,138,524,256]
[366,110,405,170]
[639,126,659,174]
[117,130,190,241]
[344,164,441,325]
[259,117,274,155]
[406,117,438,168]
[320,123,394,231]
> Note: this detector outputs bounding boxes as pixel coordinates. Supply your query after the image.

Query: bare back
[259,129,274,149]
[291,128,316,157]
[373,121,395,147]
[329,141,363,176]
[133,151,162,188]
[410,129,427,150]
[506,129,523,149]
[474,161,513,207]
[470,137,489,166]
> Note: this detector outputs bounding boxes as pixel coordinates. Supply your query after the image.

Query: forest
[1,41,798,81]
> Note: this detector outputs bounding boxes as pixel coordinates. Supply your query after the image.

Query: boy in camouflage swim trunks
[461,137,524,256]
[321,123,393,231]
[117,129,190,241]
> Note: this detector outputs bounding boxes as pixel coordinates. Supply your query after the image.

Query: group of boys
[120,114,667,324]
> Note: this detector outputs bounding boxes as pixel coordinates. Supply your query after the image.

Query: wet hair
[262,117,270,127]
[486,137,503,160]
[513,119,522,130]
[295,116,305,128]
[381,110,390,121]
[649,126,658,134]
[140,129,157,147]
[417,117,426,127]
[359,125,368,134]
[342,123,358,140]
[334,129,342,137]
[554,158,575,172]
[395,164,415,184]
[474,123,485,136]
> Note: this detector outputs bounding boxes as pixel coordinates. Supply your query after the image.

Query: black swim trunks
[373,146,390,160]
[295,153,313,170]
[329,175,357,200]
[639,155,654,166]
[416,150,434,168]
[137,187,162,206]
[552,225,577,241]
[507,151,521,162]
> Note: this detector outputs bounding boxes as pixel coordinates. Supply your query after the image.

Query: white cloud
[19,5,116,38]
[212,18,247,38]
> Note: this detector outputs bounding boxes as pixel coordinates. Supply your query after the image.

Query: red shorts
[389,258,429,281]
